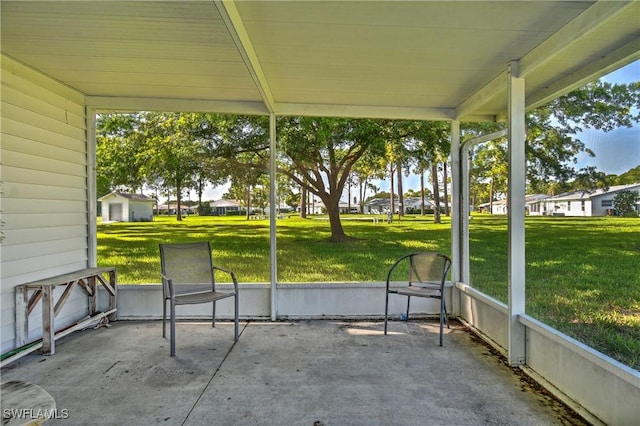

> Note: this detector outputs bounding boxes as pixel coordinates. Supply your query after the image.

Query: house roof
[477,199,508,208]
[546,183,640,201]
[98,192,155,202]
[525,194,550,203]
[2,1,638,121]
[210,199,241,208]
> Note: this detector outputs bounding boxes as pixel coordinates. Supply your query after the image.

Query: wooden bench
[14,267,117,355]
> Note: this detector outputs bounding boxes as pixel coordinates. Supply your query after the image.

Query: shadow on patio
[1,320,587,425]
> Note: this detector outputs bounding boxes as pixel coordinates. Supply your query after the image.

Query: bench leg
[42,286,55,355]
[88,276,97,316]
[15,286,29,347]
[108,269,118,321]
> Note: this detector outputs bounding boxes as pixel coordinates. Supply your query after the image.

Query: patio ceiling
[2,1,639,121]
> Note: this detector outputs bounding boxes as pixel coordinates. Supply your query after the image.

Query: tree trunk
[489,178,494,214]
[347,177,352,214]
[196,178,204,206]
[324,194,351,242]
[389,164,395,218]
[396,161,404,219]
[443,161,450,216]
[299,185,307,218]
[176,186,183,221]
[245,185,251,219]
[420,167,425,216]
[431,162,441,224]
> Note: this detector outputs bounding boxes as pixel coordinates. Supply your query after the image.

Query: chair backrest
[407,252,451,287]
[159,242,215,292]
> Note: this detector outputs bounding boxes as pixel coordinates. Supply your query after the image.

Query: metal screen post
[450,120,461,284]
[507,61,527,366]
[460,129,508,286]
[460,140,471,286]
[269,113,278,321]
[450,120,461,316]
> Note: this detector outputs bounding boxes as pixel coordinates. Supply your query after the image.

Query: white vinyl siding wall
[1,55,90,353]
[129,200,153,221]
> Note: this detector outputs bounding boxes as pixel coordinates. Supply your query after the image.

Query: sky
[197,60,639,202]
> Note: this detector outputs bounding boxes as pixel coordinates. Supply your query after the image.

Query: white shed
[98,192,155,222]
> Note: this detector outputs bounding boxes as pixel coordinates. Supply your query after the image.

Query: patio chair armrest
[213,266,239,292]
[160,272,175,298]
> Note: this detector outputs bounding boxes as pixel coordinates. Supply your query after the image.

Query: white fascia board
[527,38,640,111]
[456,1,637,121]
[85,96,269,115]
[519,1,635,78]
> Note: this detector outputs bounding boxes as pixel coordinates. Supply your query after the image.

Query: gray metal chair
[160,241,239,356]
[384,252,452,346]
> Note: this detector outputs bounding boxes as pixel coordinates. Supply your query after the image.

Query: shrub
[197,203,213,216]
[613,190,639,217]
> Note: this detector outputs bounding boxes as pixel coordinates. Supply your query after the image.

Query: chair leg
[384,291,390,335]
[212,301,216,328]
[234,293,239,341]
[170,301,176,357]
[439,297,445,347]
[405,296,411,320]
[162,298,167,338]
[443,300,450,329]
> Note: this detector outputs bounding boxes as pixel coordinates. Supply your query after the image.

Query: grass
[97,215,452,283]
[467,215,640,369]
[97,214,640,369]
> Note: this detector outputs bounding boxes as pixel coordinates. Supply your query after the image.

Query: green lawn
[97,214,639,369]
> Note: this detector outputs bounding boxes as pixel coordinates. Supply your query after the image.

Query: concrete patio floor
[1,319,587,425]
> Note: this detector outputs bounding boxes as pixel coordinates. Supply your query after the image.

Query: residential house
[526,194,551,215]
[364,196,435,214]
[535,183,640,216]
[477,194,550,215]
[477,199,507,214]
[210,199,241,216]
[156,203,196,216]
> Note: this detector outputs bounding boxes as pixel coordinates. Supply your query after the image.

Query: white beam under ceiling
[275,102,457,121]
[455,71,505,121]
[215,0,275,113]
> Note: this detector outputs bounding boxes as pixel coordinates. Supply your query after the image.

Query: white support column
[507,61,527,366]
[86,108,98,267]
[450,120,461,315]
[460,140,471,286]
[269,113,278,321]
